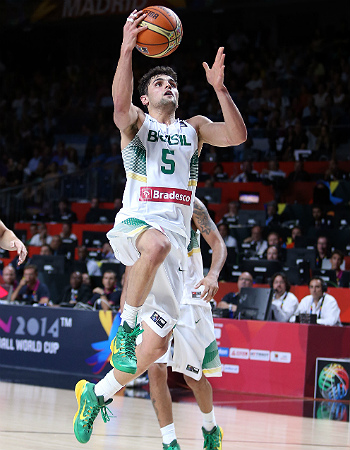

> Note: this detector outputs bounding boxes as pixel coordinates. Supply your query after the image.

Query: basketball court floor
[1,370,349,450]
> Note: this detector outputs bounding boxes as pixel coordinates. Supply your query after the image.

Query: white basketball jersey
[182,229,210,308]
[115,114,199,241]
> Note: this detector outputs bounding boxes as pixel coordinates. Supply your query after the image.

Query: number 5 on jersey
[161,149,175,175]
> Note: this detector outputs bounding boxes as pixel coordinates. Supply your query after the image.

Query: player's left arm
[192,198,227,302]
[188,47,247,150]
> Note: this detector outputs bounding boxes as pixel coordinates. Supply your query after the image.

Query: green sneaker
[163,439,181,449]
[73,379,112,444]
[202,425,223,450]
[110,321,143,374]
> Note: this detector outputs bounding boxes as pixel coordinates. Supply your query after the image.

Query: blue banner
[0,304,121,378]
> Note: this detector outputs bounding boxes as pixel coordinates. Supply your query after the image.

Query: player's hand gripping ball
[136,6,183,58]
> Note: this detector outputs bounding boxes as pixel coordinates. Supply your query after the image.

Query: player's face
[143,75,179,109]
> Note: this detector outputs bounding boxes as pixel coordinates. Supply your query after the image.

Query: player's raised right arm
[112,10,147,136]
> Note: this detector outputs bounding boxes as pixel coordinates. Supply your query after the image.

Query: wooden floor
[0,381,349,450]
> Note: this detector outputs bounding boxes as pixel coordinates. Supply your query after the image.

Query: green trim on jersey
[187,228,200,253]
[202,339,221,371]
[111,218,151,236]
[123,136,147,177]
[189,149,199,183]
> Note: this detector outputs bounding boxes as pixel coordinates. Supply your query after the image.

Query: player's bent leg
[184,374,223,450]
[73,379,112,444]
[125,229,171,308]
[148,363,174,428]
[184,374,213,413]
[111,229,171,374]
[148,363,181,449]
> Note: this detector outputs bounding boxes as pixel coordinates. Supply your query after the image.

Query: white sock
[121,303,142,328]
[160,423,177,445]
[202,409,217,432]
[95,369,124,401]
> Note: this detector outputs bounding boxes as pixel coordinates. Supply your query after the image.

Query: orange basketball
[136,6,183,58]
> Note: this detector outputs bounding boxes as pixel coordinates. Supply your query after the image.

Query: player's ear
[140,95,149,106]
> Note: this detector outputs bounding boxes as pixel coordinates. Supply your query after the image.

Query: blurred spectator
[314,125,336,160]
[29,222,52,246]
[260,160,286,182]
[85,197,103,223]
[330,250,347,287]
[204,145,218,162]
[77,246,101,276]
[51,198,78,223]
[62,146,79,174]
[220,200,240,226]
[264,201,281,228]
[266,245,279,261]
[270,272,299,322]
[82,272,92,287]
[60,221,78,245]
[290,276,341,326]
[26,223,39,245]
[101,242,115,261]
[310,205,334,230]
[40,244,53,255]
[243,225,268,257]
[313,83,329,110]
[286,160,311,183]
[315,235,332,268]
[217,222,237,249]
[217,271,253,313]
[281,120,308,161]
[0,265,18,299]
[264,231,286,261]
[286,225,303,248]
[88,270,121,311]
[322,159,348,181]
[60,271,92,306]
[232,161,260,182]
[213,163,228,181]
[49,235,64,256]
[11,264,50,305]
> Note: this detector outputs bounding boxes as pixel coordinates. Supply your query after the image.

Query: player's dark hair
[138,66,178,96]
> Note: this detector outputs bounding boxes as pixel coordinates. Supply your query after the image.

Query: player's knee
[149,236,171,264]
[184,374,199,390]
[148,362,167,383]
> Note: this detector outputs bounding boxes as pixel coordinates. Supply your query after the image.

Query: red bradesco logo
[139,187,192,205]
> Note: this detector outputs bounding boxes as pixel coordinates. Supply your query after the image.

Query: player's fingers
[202,62,209,73]
[214,47,224,63]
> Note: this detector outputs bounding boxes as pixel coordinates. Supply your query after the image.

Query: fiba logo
[318,363,349,400]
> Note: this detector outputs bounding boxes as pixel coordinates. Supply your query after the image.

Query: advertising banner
[0,304,120,378]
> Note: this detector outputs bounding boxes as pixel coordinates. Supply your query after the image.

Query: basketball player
[148,197,226,450]
[73,9,246,444]
[0,220,27,264]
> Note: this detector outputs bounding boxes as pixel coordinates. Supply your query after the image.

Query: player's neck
[149,107,176,125]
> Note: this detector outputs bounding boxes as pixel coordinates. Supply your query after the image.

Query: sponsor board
[270,351,292,363]
[249,349,270,361]
[218,347,229,357]
[222,364,239,374]
[229,347,250,360]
